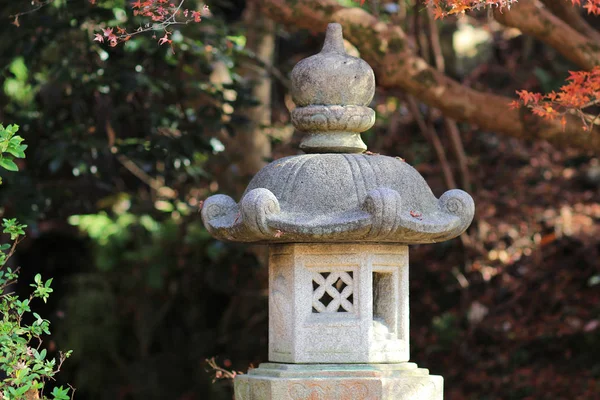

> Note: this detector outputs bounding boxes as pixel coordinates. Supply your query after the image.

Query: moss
[539,12,555,37]
[413,69,437,88]
[344,24,386,59]
[388,37,405,53]
[584,41,600,53]
[316,3,338,16]
[578,42,600,66]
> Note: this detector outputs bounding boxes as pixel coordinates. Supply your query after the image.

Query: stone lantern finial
[291,23,376,153]
[321,23,345,53]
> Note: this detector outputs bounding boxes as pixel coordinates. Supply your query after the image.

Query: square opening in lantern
[372,271,397,337]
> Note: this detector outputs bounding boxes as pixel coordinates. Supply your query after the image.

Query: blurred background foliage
[1,1,267,398]
[0,0,598,399]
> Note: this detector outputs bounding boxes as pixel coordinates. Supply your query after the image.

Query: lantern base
[234,362,443,400]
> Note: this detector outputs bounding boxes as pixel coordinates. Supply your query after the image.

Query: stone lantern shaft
[202,23,475,400]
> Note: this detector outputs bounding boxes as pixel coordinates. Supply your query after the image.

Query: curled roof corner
[202,154,474,244]
[201,23,475,245]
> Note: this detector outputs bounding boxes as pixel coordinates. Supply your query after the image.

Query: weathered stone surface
[290,23,376,153]
[201,22,474,400]
[291,105,375,153]
[291,105,375,133]
[201,23,475,245]
[269,243,409,364]
[201,154,474,244]
[234,363,443,400]
[291,24,375,108]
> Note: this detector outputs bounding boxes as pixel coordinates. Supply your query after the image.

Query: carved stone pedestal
[234,363,443,400]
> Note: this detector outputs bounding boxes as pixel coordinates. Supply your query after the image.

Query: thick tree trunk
[235,0,276,267]
[257,0,600,153]
[494,0,600,70]
[541,0,600,43]
[235,0,275,180]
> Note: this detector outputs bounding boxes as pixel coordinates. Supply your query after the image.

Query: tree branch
[9,0,56,25]
[406,95,457,189]
[425,5,471,191]
[259,0,600,153]
[494,0,600,70]
[541,0,600,43]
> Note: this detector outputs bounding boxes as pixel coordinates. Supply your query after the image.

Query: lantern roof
[201,23,474,244]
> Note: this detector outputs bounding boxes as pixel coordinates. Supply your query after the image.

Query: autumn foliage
[428,0,600,17]
[425,0,600,131]
[427,0,520,18]
[572,0,600,15]
[92,0,209,48]
[512,68,600,131]
[88,0,600,132]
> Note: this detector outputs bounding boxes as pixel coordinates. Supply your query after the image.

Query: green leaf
[7,124,19,134]
[15,383,32,396]
[6,147,26,159]
[52,386,70,400]
[0,157,18,171]
[8,136,23,146]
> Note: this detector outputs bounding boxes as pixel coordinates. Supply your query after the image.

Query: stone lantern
[202,23,474,400]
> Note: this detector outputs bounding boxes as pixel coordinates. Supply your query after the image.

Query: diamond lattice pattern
[312,271,354,313]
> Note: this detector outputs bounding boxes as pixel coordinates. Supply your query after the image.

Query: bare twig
[410,8,456,190]
[68,384,76,400]
[425,6,471,190]
[445,118,472,189]
[1,236,24,274]
[9,0,56,25]
[425,5,444,73]
[240,51,291,90]
[115,154,163,193]
[205,357,243,382]
[406,95,457,189]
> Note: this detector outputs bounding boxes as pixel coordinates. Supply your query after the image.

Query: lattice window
[312,271,354,313]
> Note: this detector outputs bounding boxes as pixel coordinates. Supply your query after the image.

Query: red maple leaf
[410,210,423,220]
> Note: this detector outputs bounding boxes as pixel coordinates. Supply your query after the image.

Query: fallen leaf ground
[407,134,600,400]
